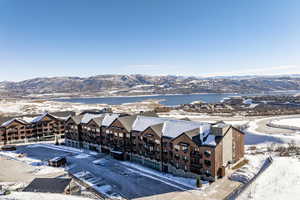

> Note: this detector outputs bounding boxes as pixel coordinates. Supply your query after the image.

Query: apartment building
[0,112,69,145]
[65,113,244,181]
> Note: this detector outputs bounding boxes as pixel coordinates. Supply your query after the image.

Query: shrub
[196,177,202,188]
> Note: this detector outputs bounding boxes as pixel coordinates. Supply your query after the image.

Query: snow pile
[230,155,267,184]
[34,166,64,175]
[238,157,300,200]
[73,153,90,159]
[0,150,44,166]
[121,161,199,189]
[0,182,28,191]
[92,158,108,165]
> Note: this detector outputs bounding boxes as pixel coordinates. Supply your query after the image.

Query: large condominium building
[65,113,244,181]
[0,112,69,145]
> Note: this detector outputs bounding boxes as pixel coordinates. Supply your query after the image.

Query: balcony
[190,151,203,158]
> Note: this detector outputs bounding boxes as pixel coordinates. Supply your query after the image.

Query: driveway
[15,144,188,199]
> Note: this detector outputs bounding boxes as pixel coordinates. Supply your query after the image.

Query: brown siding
[232,128,245,161]
[136,127,161,161]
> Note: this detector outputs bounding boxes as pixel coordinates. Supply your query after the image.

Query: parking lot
[15,144,191,199]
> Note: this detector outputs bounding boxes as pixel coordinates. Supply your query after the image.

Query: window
[175,145,180,151]
[182,145,188,152]
[119,133,124,138]
[204,160,211,167]
[204,150,211,157]
[205,170,211,177]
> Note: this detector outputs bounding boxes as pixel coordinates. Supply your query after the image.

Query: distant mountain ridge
[1,74,300,97]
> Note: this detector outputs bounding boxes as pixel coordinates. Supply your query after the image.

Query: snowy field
[0,99,161,116]
[271,117,300,128]
[234,116,300,200]
[237,157,300,200]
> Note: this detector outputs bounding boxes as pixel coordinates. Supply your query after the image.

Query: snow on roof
[102,113,120,126]
[212,122,228,128]
[162,120,209,138]
[132,116,169,132]
[31,113,49,123]
[1,118,17,127]
[1,118,28,127]
[80,113,104,124]
[203,134,216,146]
[49,157,63,162]
[22,117,36,123]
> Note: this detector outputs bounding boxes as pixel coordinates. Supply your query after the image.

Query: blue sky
[0,0,300,81]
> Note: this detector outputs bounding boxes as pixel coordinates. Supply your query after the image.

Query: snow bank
[73,153,90,159]
[92,158,108,165]
[121,161,198,189]
[0,150,44,166]
[230,155,267,184]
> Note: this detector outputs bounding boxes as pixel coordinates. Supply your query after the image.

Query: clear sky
[1,0,300,81]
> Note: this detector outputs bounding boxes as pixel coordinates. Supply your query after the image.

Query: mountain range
[1,74,300,98]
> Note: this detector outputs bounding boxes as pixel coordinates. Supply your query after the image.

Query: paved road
[16,145,187,199]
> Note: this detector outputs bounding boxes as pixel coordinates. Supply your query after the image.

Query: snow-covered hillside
[237,157,300,200]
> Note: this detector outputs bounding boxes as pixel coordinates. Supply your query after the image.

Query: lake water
[54,91,300,106]
[54,93,236,106]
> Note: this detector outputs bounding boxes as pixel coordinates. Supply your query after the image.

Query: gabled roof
[102,113,120,127]
[67,115,84,125]
[148,123,164,137]
[132,116,169,132]
[117,115,138,132]
[162,120,209,138]
[80,113,104,124]
[31,112,60,123]
[88,116,105,127]
[1,118,29,127]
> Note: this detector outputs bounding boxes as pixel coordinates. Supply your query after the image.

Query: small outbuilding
[48,156,67,167]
